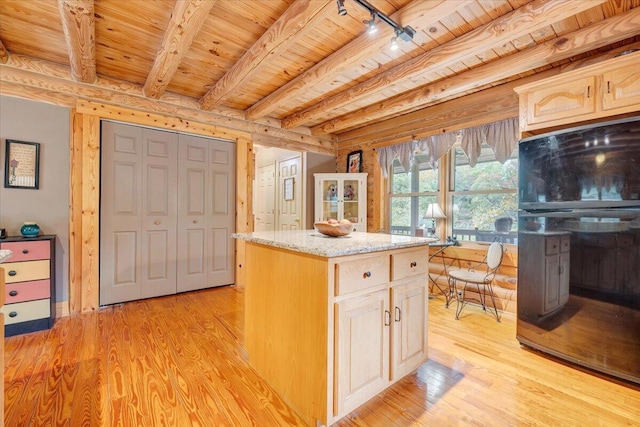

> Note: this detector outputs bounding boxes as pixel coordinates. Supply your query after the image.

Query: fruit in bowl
[314,219,353,237]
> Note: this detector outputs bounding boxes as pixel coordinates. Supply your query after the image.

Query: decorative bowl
[314,221,353,237]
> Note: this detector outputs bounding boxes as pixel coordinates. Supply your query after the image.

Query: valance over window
[377,117,519,176]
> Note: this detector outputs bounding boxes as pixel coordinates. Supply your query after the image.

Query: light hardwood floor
[4,286,640,426]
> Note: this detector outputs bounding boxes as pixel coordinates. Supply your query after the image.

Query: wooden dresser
[0,235,56,337]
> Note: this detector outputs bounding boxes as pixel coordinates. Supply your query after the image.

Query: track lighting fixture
[367,13,377,34]
[339,0,415,46]
[390,37,398,51]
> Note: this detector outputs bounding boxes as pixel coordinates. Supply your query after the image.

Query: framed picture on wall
[347,150,362,173]
[4,139,40,189]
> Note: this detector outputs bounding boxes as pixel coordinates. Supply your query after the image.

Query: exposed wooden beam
[58,0,96,83]
[245,0,473,121]
[0,39,9,64]
[0,54,334,152]
[143,0,216,99]
[282,0,607,131]
[312,7,640,135]
[199,0,332,111]
[336,69,560,150]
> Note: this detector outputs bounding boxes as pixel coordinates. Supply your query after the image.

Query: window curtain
[377,117,519,176]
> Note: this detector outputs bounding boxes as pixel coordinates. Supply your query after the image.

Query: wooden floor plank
[4,286,639,426]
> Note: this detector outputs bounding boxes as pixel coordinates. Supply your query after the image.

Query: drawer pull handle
[8,270,17,276]
[9,311,18,318]
[23,249,29,254]
[363,271,371,278]
[9,290,18,296]
[410,261,417,267]
[154,220,161,225]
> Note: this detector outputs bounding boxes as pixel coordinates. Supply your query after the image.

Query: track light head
[336,0,347,16]
[367,13,378,34]
[390,37,398,51]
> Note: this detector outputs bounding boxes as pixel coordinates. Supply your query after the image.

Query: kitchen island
[233,230,433,426]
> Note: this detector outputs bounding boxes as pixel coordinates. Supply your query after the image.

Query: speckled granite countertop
[0,249,13,263]
[233,230,435,257]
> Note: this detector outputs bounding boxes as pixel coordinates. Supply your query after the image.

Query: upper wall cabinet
[514,52,640,134]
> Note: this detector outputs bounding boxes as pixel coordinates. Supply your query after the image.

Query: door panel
[178,134,235,292]
[255,164,275,231]
[141,129,178,299]
[278,156,302,230]
[101,122,143,304]
[178,135,209,292]
[208,141,235,287]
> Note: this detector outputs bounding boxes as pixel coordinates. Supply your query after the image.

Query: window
[389,152,438,235]
[451,143,518,243]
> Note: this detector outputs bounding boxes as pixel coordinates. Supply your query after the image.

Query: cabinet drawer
[6,279,50,304]
[0,240,50,262]
[560,236,570,253]
[335,254,390,296]
[2,299,50,325]
[545,237,560,255]
[392,248,428,281]
[3,260,50,283]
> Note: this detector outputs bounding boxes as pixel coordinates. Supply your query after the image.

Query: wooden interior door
[100,121,178,305]
[277,156,302,230]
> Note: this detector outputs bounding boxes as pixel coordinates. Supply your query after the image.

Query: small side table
[428,241,457,306]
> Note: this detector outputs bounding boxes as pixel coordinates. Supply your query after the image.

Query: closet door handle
[384,310,391,326]
[395,306,401,322]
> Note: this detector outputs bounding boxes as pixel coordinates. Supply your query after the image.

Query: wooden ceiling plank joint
[58,0,96,83]
[199,0,332,111]
[143,0,217,99]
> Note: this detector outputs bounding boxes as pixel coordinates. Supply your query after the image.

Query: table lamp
[424,203,446,238]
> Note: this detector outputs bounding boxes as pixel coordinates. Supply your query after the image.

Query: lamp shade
[424,203,446,219]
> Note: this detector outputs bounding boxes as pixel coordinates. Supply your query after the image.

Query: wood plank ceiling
[0,0,639,148]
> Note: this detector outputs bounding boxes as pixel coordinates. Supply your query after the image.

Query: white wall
[0,95,70,303]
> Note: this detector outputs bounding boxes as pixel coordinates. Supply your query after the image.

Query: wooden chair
[449,239,504,322]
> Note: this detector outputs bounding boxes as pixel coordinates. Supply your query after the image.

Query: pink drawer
[0,240,50,262]
[6,280,50,303]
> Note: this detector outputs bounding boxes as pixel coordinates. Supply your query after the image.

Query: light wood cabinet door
[526,76,596,126]
[601,65,640,112]
[391,280,428,380]
[334,289,389,417]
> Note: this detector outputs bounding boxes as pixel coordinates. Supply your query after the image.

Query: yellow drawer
[2,299,50,325]
[335,254,390,296]
[3,260,50,283]
[392,248,428,281]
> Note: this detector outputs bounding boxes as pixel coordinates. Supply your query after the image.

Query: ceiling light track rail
[337,0,415,43]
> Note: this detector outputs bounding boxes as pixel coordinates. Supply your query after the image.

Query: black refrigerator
[516,116,640,385]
